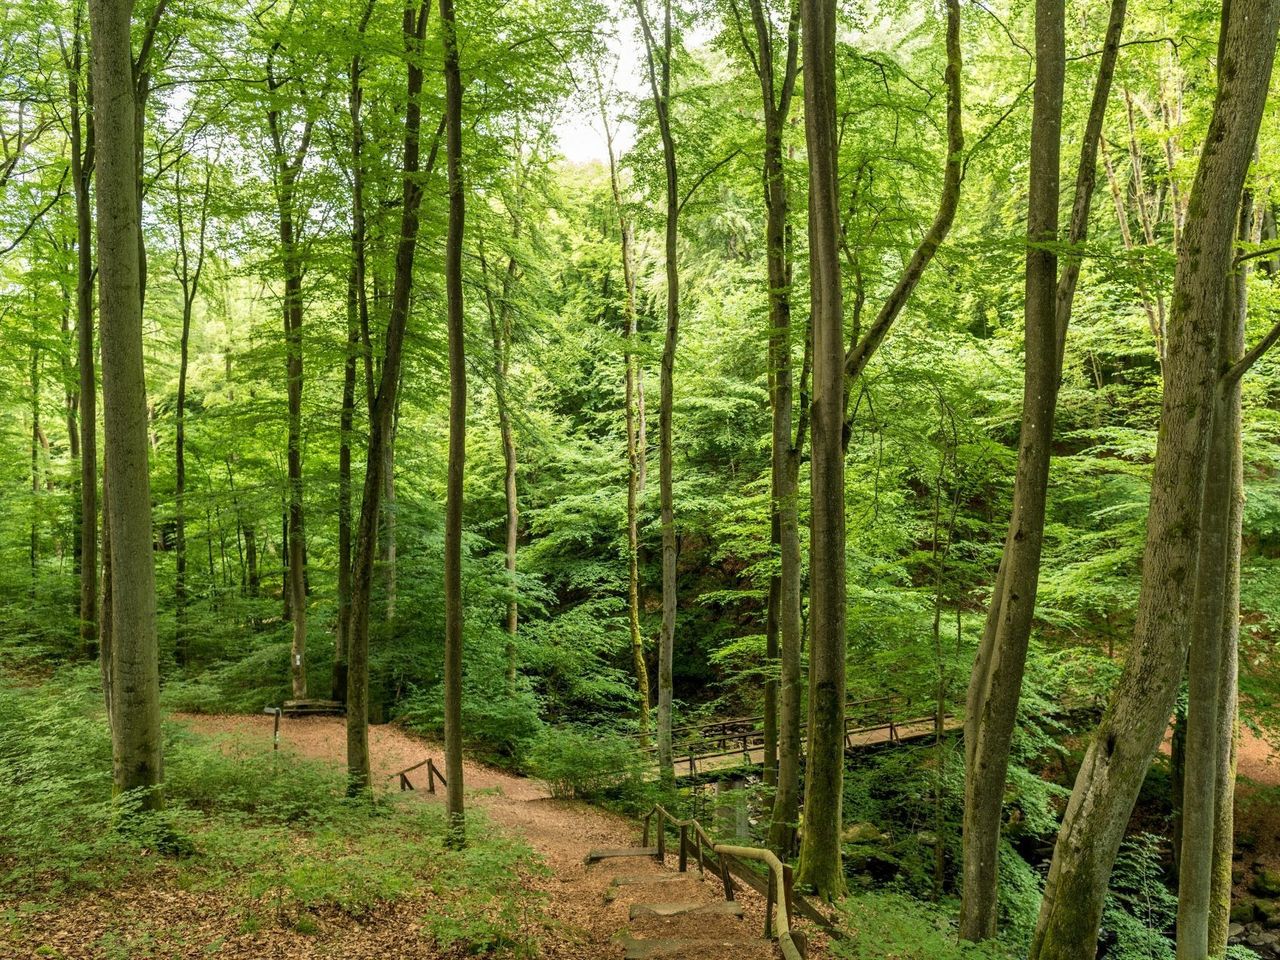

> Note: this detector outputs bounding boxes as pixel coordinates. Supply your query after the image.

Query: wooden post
[783,863,796,936]
[679,824,688,872]
[657,818,666,861]
[427,758,436,794]
[765,866,776,938]
[697,833,705,874]
[720,853,735,901]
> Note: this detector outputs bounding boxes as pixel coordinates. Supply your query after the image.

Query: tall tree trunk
[382,412,397,620]
[172,162,210,669]
[244,523,259,597]
[346,0,438,793]
[960,0,1123,937]
[1029,5,1280,957]
[89,0,163,808]
[335,270,358,702]
[70,27,97,659]
[796,0,846,900]
[730,0,802,855]
[335,2,373,703]
[483,239,519,695]
[1177,196,1252,960]
[440,0,467,844]
[598,80,651,736]
[960,0,1066,937]
[100,465,113,723]
[31,342,42,595]
[635,0,679,786]
[265,56,315,701]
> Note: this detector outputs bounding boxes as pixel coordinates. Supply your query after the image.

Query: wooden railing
[639,695,917,777]
[389,756,447,793]
[641,804,835,960]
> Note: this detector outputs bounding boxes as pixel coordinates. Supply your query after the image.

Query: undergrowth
[0,666,546,956]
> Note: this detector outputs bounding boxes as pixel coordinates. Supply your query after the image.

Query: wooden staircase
[584,806,820,960]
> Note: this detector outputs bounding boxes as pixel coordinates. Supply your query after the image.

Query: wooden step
[610,874,693,887]
[585,846,660,863]
[629,901,744,920]
[617,934,761,960]
[281,699,346,716]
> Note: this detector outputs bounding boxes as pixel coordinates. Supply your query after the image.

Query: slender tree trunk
[960,0,1122,937]
[1029,5,1280,956]
[171,164,209,668]
[244,523,259,596]
[347,0,435,794]
[635,0,679,786]
[960,0,1067,937]
[71,45,98,659]
[31,343,42,595]
[440,0,467,844]
[599,83,651,736]
[732,0,802,855]
[483,242,519,695]
[336,4,372,702]
[334,270,357,702]
[265,59,315,701]
[1177,197,1252,960]
[796,0,846,900]
[382,417,397,620]
[89,0,163,808]
[282,245,306,697]
[1207,206,1249,954]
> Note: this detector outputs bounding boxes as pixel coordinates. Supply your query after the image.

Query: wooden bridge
[640,695,960,780]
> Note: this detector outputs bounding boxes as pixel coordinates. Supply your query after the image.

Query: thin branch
[677,148,742,215]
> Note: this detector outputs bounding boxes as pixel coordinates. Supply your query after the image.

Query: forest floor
[185,713,811,958]
[3,711,824,959]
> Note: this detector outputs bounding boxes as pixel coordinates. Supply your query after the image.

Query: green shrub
[833,891,1015,959]
[526,727,643,800]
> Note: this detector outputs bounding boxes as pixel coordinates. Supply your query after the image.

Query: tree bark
[346,0,436,794]
[266,50,314,700]
[598,80,651,737]
[1207,205,1249,949]
[66,14,98,658]
[440,0,467,844]
[89,0,163,808]
[729,0,802,857]
[244,523,259,597]
[1177,196,1251,960]
[172,161,211,669]
[796,0,846,900]
[482,235,519,695]
[960,0,1080,938]
[335,1,373,703]
[1029,5,1280,957]
[635,0,680,786]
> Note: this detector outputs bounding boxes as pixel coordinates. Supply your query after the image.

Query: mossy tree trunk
[1029,4,1280,956]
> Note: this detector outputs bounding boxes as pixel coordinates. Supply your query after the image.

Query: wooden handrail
[640,804,825,959]
[390,756,446,793]
[631,694,900,745]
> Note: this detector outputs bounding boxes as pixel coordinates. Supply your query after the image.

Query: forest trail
[180,714,818,960]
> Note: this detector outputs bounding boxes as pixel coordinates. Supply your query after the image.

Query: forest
[4,0,1280,957]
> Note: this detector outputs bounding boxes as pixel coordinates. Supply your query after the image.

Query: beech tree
[1030,3,1280,957]
[960,0,1126,938]
[88,0,163,805]
[440,0,466,843]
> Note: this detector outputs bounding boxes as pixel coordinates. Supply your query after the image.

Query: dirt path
[180,714,809,960]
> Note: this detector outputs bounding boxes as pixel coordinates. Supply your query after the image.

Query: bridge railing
[638,695,915,776]
[641,803,825,960]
